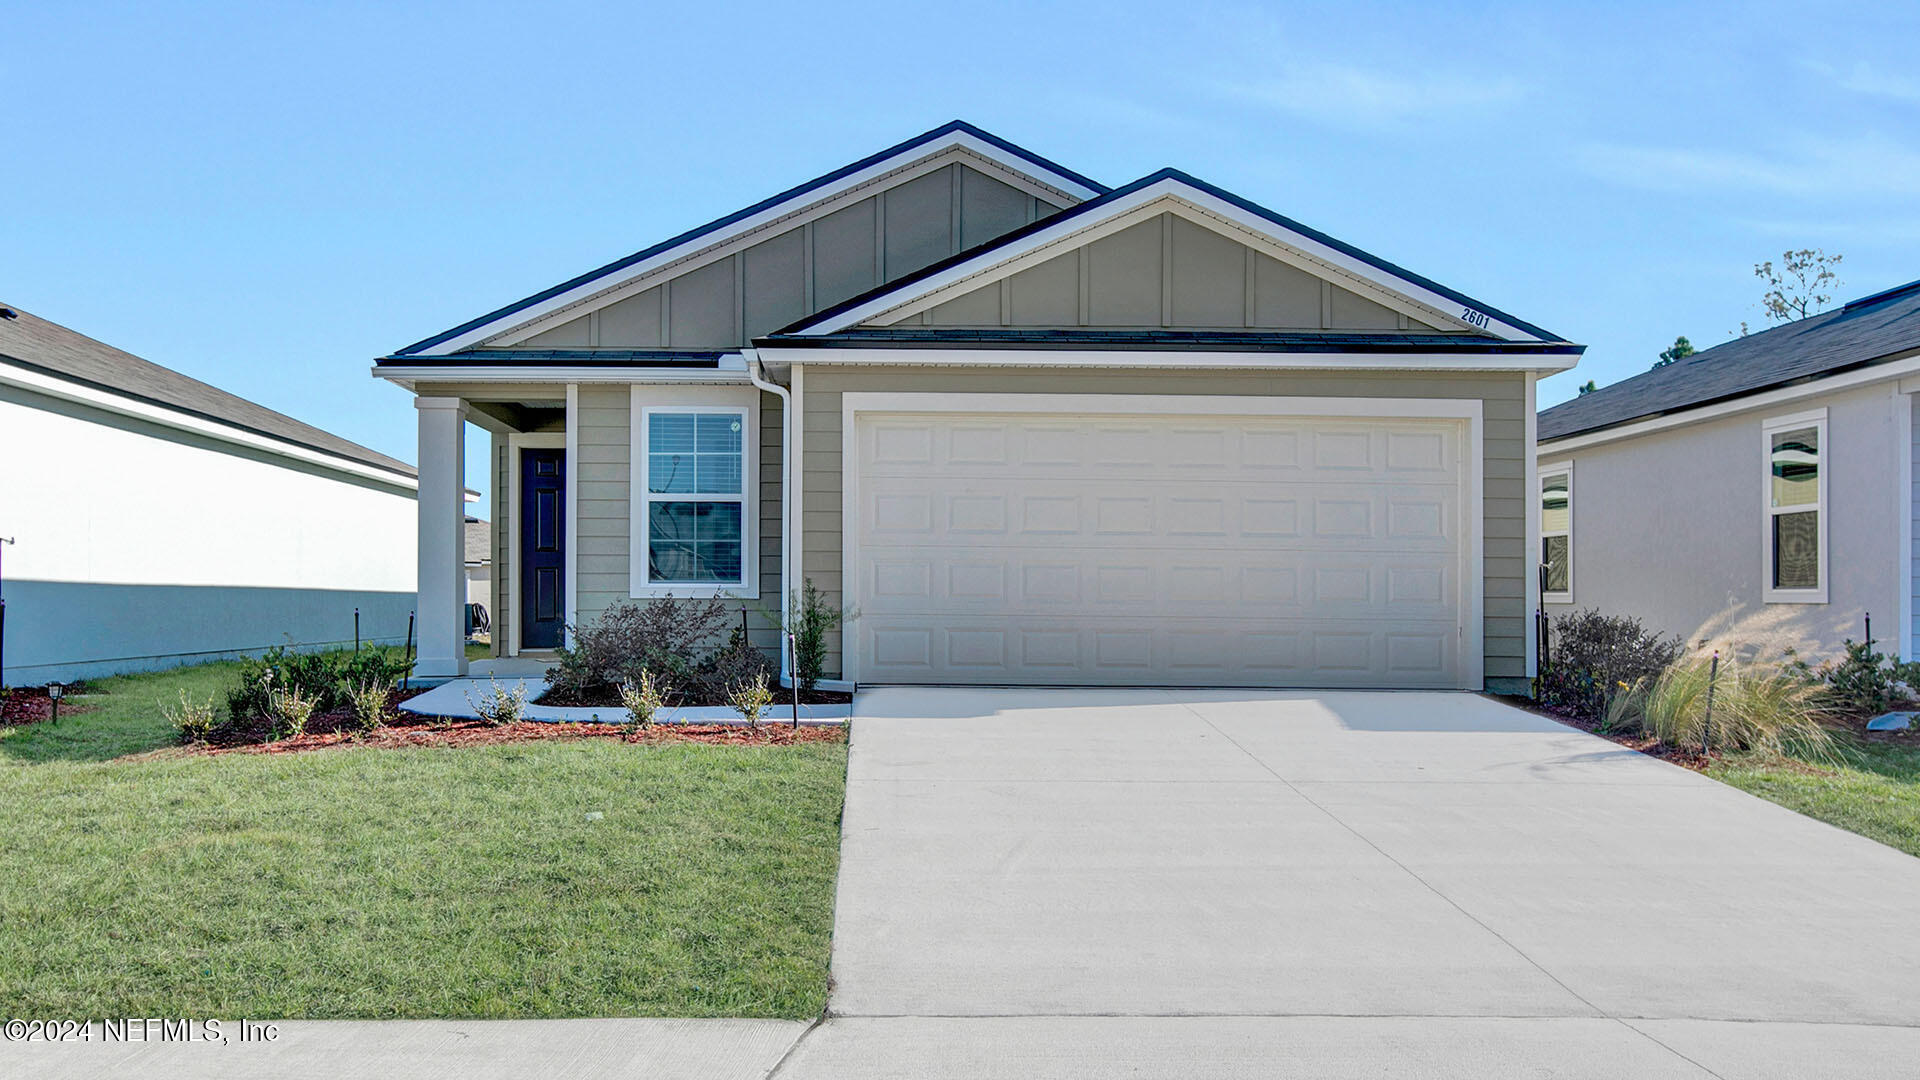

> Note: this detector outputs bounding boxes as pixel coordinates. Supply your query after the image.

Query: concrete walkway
[772,688,1920,1079]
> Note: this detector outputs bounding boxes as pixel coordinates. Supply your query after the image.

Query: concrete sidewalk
[2,1018,810,1080]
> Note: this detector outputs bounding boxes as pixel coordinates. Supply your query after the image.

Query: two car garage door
[848,404,1475,689]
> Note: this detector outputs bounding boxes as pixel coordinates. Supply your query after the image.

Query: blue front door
[520,448,566,649]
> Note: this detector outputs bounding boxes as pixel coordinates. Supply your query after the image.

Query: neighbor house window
[1762,409,1827,603]
[1540,463,1572,603]
[640,406,751,589]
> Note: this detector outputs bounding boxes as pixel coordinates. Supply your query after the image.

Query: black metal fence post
[354,608,361,653]
[1702,651,1719,757]
[402,611,416,691]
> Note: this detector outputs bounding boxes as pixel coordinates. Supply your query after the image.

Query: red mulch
[200,697,845,755]
[540,686,853,708]
[0,686,99,726]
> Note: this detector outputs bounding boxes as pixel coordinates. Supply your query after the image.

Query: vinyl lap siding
[800,366,1528,686]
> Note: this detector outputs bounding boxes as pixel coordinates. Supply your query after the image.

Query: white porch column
[415,397,468,678]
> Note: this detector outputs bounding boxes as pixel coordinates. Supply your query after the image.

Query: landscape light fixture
[47,682,63,724]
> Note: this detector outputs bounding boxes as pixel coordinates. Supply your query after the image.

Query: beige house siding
[800,366,1528,686]
[510,162,1065,350]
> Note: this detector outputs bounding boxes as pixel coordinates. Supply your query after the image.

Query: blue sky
[8,1,1917,516]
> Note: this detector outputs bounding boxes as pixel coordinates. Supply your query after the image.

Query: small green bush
[345,680,391,735]
[618,671,668,727]
[1536,609,1684,720]
[728,674,774,728]
[1610,656,1835,759]
[1799,639,1920,717]
[468,675,528,727]
[268,686,317,740]
[162,690,219,744]
[226,645,412,721]
[792,579,851,693]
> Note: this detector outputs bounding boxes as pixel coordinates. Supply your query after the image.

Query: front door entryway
[519,447,566,649]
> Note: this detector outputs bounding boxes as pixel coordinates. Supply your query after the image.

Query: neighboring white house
[376,121,1583,693]
[0,303,420,685]
[465,516,492,636]
[1535,279,1920,663]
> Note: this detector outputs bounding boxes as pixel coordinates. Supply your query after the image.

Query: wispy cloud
[1218,61,1524,131]
[1574,133,1920,197]
[1804,60,1920,104]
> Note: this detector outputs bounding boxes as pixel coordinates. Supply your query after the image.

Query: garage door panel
[853,411,1467,688]
[856,615,1461,687]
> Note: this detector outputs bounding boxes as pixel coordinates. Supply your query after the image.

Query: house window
[1762,409,1827,603]
[1540,463,1572,603]
[641,407,750,588]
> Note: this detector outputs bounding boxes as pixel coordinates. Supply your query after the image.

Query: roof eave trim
[751,344,1579,373]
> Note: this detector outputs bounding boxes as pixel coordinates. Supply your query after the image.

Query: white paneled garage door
[847,402,1475,688]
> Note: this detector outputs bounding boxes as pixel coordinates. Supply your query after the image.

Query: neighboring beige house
[377,121,1582,692]
[1536,279,1920,663]
[465,516,492,636]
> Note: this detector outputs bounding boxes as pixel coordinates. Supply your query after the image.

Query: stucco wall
[798,366,1528,687]
[0,385,417,684]
[1540,380,1909,663]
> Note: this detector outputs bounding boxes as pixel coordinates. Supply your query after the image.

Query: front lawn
[1710,735,1920,857]
[0,657,847,1019]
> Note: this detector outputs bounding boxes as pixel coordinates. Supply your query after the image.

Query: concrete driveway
[779,688,1920,1079]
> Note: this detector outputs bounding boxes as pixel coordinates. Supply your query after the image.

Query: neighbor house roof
[1540,279,1920,443]
[465,517,491,566]
[0,302,416,478]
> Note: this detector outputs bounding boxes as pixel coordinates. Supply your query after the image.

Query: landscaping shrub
[268,686,317,740]
[619,671,668,727]
[345,680,391,735]
[728,674,774,727]
[1796,639,1920,717]
[792,579,850,693]
[1610,655,1835,759]
[703,621,776,698]
[226,645,411,721]
[1536,609,1684,720]
[468,675,528,727]
[548,596,732,702]
[163,690,218,743]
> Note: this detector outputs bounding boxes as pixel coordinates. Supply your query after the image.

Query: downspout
[746,350,794,688]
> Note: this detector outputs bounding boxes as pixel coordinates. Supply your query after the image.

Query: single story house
[377,121,1582,693]
[1536,278,1920,662]
[0,303,419,685]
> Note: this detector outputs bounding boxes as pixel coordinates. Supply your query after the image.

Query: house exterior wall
[513,163,1062,349]
[798,366,1528,688]
[1540,379,1909,663]
[562,386,786,657]
[0,384,417,685]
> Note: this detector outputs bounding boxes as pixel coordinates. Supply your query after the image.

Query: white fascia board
[421,135,1099,356]
[2,358,418,492]
[373,365,755,386]
[752,346,1578,373]
[1539,355,1920,455]
[793,177,1546,342]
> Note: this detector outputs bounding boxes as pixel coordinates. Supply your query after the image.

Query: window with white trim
[1763,409,1827,603]
[640,406,751,589]
[1540,463,1572,603]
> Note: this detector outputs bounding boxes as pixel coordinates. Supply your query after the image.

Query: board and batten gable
[882,213,1442,332]
[799,367,1529,687]
[1540,378,1909,661]
[509,162,1066,350]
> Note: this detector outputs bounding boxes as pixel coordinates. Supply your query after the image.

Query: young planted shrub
[1617,655,1835,759]
[163,690,219,744]
[268,686,317,740]
[345,680,391,735]
[703,621,776,700]
[468,675,528,727]
[1801,639,1920,717]
[1536,609,1684,720]
[618,671,668,728]
[792,579,851,693]
[728,673,774,728]
[547,596,732,702]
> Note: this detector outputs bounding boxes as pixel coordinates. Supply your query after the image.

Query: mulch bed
[0,685,100,727]
[1496,692,1910,772]
[205,715,845,755]
[539,686,853,708]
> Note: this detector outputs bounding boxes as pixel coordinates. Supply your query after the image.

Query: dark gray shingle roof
[762,327,1578,354]
[465,518,491,566]
[0,303,414,478]
[1540,280,1920,442]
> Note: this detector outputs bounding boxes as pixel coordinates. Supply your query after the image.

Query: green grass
[1710,735,1920,857]
[0,657,847,1019]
